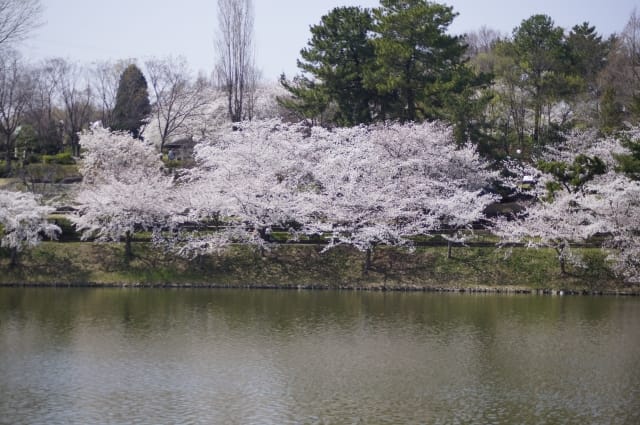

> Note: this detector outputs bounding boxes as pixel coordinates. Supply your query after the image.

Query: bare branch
[0,0,43,47]
[145,56,210,150]
[214,0,259,122]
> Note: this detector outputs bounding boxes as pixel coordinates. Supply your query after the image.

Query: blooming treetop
[78,127,164,185]
[297,122,499,251]
[186,119,498,254]
[543,129,631,168]
[188,119,314,234]
[73,177,177,242]
[71,128,178,257]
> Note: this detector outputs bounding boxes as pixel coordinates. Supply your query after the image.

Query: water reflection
[0,289,639,424]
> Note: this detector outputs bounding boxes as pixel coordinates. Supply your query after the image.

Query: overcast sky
[22,0,638,81]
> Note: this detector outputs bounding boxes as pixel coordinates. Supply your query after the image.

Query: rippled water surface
[1,288,639,424]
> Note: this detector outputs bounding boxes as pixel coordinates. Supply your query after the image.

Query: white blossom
[0,190,60,264]
[71,128,179,257]
[185,119,498,255]
[496,128,640,281]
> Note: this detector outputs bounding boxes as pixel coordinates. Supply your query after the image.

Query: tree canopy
[281,0,473,127]
[297,6,377,126]
[368,0,465,122]
[112,64,151,139]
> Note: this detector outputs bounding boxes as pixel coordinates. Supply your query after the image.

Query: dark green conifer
[112,64,151,139]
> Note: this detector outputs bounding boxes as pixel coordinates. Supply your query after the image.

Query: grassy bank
[1,241,636,294]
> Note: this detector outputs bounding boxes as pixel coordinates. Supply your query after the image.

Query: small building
[164,136,196,161]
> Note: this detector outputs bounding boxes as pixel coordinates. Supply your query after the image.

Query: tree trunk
[71,133,81,157]
[363,247,373,276]
[124,231,133,261]
[447,240,453,259]
[9,247,18,268]
[4,133,12,176]
[406,88,416,122]
[556,246,566,275]
[533,82,542,145]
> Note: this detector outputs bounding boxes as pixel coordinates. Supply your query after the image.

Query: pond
[0,288,639,424]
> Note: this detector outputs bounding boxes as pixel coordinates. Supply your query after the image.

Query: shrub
[49,216,81,241]
[42,152,75,165]
[25,153,41,164]
[22,163,66,183]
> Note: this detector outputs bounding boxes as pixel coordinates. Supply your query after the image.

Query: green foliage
[538,154,607,196]
[512,15,567,80]
[368,0,465,122]
[483,16,612,155]
[600,87,624,134]
[0,241,623,290]
[49,216,81,242]
[16,122,64,156]
[281,0,472,127]
[614,134,640,180]
[21,163,67,183]
[437,64,494,146]
[279,6,635,160]
[278,74,335,125]
[296,6,377,126]
[112,64,151,139]
[14,124,38,152]
[566,22,609,90]
[42,152,75,165]
[511,15,569,144]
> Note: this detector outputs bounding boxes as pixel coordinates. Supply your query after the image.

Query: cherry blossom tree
[154,171,250,259]
[495,128,640,281]
[185,119,312,252]
[494,189,607,274]
[71,127,178,260]
[297,122,498,268]
[0,190,59,267]
[184,119,497,272]
[589,173,640,284]
[78,126,163,185]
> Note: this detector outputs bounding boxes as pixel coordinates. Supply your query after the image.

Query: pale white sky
[22,0,638,81]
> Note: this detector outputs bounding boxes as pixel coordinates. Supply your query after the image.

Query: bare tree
[599,8,640,123]
[623,9,640,85]
[145,56,209,151]
[622,8,640,118]
[92,59,134,129]
[50,58,94,156]
[214,0,259,122]
[0,0,42,48]
[0,50,33,175]
[25,59,64,154]
[243,65,262,121]
[465,26,503,57]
